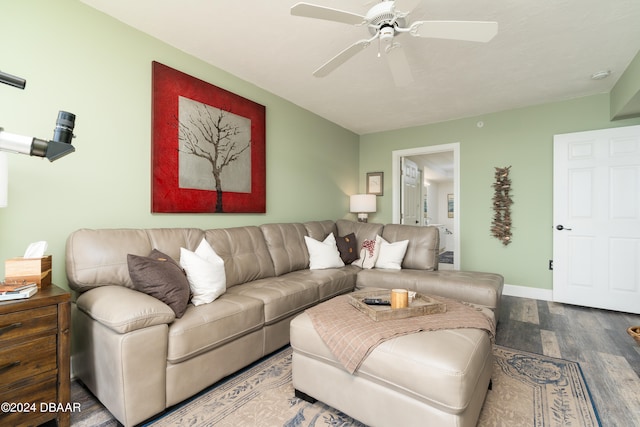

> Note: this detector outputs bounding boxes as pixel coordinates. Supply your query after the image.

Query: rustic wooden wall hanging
[491,166,513,245]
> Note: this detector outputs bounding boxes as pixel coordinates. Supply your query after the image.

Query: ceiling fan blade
[410,20,498,42]
[291,2,365,25]
[385,44,414,87]
[313,39,373,77]
[393,0,421,14]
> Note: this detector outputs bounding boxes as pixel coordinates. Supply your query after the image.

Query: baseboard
[503,284,553,301]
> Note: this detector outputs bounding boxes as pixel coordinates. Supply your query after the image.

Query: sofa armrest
[76,285,175,334]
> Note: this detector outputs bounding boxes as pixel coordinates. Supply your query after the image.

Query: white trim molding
[503,284,553,301]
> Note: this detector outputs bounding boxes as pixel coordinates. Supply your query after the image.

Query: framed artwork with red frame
[152,61,266,213]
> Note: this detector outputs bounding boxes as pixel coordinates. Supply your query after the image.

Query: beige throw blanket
[306,294,496,374]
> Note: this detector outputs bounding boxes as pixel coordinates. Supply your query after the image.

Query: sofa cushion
[284,268,358,302]
[304,233,345,270]
[66,229,154,292]
[179,240,226,306]
[335,233,358,264]
[336,219,384,249]
[304,220,336,241]
[127,249,191,318]
[260,223,309,276]
[225,276,320,325]
[204,226,275,287]
[145,228,205,262]
[381,224,439,270]
[166,293,264,363]
[66,228,204,293]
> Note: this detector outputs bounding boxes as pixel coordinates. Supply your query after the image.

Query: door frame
[392,143,460,269]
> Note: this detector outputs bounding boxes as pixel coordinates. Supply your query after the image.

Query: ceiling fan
[291,0,498,86]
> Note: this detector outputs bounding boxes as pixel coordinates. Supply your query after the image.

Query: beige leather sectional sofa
[65,219,503,426]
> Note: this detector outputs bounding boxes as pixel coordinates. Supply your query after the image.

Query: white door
[553,125,640,314]
[401,158,421,225]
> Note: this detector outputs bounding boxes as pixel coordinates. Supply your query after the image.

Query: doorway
[392,143,460,270]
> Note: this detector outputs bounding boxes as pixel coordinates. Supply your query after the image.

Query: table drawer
[0,305,57,344]
[0,334,57,385]
[0,373,57,427]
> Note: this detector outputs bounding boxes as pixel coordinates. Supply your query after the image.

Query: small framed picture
[367,172,383,196]
[447,194,454,218]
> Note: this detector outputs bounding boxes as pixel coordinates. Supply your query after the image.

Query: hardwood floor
[495,295,640,426]
[52,295,640,426]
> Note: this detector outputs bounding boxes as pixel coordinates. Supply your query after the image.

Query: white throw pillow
[180,239,226,306]
[375,237,409,270]
[304,233,345,270]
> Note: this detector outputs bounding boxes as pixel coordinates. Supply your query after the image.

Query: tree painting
[152,61,265,214]
[177,96,251,212]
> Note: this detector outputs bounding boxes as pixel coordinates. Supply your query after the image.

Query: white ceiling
[81,0,640,135]
[410,152,454,182]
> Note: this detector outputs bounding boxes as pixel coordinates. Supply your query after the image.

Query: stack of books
[0,282,39,301]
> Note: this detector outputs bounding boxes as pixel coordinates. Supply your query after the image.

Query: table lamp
[350,194,376,223]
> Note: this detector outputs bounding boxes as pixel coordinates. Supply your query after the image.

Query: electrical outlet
[548,260,553,270]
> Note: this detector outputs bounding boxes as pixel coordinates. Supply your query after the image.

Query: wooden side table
[0,285,71,427]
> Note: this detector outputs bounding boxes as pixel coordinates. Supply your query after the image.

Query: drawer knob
[0,322,22,336]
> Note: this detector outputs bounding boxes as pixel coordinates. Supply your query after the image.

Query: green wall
[0,0,359,288]
[3,1,640,295]
[360,95,640,290]
[611,50,640,119]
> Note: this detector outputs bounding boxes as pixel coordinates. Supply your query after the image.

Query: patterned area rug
[143,345,600,427]
[479,346,600,427]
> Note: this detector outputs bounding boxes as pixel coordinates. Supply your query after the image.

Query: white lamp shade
[350,194,376,213]
[0,152,8,208]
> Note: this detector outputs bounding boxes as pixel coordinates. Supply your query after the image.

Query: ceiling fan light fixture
[380,26,395,43]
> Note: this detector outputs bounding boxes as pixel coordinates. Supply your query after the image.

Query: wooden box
[348,289,446,321]
[4,255,52,288]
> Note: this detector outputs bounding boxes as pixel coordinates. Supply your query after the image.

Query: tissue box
[5,255,52,288]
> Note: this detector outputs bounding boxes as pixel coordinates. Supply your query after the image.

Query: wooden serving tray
[348,289,446,321]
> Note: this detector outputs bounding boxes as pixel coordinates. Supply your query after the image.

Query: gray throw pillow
[127,249,191,318]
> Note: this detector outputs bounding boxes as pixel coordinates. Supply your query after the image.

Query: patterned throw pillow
[353,236,381,269]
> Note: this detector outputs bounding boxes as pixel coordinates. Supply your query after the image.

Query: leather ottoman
[290,311,493,427]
